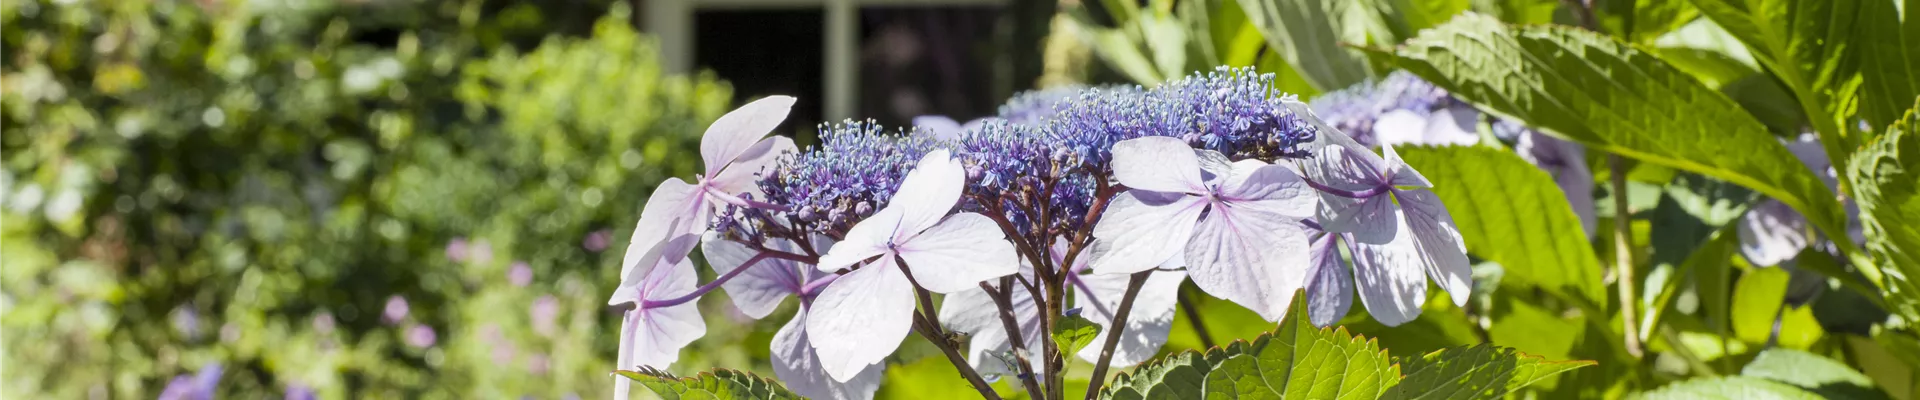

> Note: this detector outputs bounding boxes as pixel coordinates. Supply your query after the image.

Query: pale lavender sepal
[1305,233,1354,327]
[774,308,885,400]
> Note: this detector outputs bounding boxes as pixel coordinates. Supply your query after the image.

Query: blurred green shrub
[0,0,731,398]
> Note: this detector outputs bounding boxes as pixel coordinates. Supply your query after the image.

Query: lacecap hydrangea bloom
[608,67,1473,400]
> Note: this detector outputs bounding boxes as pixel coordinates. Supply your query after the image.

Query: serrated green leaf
[1237,0,1375,91]
[1857,0,1919,133]
[1638,376,1824,399]
[615,368,803,400]
[1054,313,1104,356]
[1202,290,1399,399]
[1103,351,1213,400]
[1686,0,1863,160]
[1380,344,1595,399]
[1742,348,1889,399]
[1848,99,1920,325]
[1362,13,1857,277]
[1398,145,1606,306]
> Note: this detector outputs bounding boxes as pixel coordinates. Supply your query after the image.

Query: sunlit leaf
[615,368,804,400]
[1362,12,1856,271]
[1399,145,1605,306]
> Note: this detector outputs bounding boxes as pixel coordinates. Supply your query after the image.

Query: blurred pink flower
[584,229,612,252]
[528,353,551,375]
[532,295,559,337]
[383,296,410,324]
[446,238,470,262]
[404,324,437,348]
[508,261,533,287]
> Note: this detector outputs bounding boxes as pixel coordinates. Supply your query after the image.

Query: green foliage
[1686,0,1862,153]
[1054,314,1104,356]
[1103,291,1588,399]
[616,369,804,400]
[1647,348,1889,399]
[1849,100,1920,321]
[1854,0,1920,133]
[1741,349,1888,399]
[1,1,730,397]
[1236,0,1376,91]
[1399,145,1606,306]
[1638,376,1823,399]
[1360,12,1857,270]
[1381,344,1597,399]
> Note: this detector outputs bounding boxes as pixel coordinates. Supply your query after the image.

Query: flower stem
[640,252,769,309]
[901,260,1002,400]
[1176,286,1216,349]
[985,280,1046,400]
[1084,270,1151,400]
[1608,154,1644,358]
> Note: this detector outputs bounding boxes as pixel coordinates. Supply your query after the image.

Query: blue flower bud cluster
[1305,70,1458,147]
[757,120,940,234]
[757,67,1320,237]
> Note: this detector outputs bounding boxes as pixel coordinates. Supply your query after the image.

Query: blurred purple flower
[404,324,438,348]
[508,261,533,287]
[171,307,201,340]
[584,229,612,252]
[383,296,409,324]
[446,237,470,262]
[157,363,221,400]
[532,295,560,337]
[284,385,316,400]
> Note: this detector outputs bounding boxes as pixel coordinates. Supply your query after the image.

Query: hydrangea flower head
[1089,136,1318,322]
[760,120,941,235]
[619,95,798,291]
[1286,100,1471,326]
[806,149,1019,381]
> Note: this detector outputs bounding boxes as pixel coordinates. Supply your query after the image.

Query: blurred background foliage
[1,0,737,397]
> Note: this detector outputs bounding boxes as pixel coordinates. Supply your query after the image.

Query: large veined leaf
[1237,0,1375,91]
[1686,0,1862,161]
[1856,1,1919,134]
[1101,291,1587,399]
[1399,145,1606,307]
[1201,291,1400,399]
[1360,13,1858,278]
[1848,100,1920,323]
[1639,376,1823,399]
[1741,348,1889,400]
[1380,345,1596,399]
[615,368,803,400]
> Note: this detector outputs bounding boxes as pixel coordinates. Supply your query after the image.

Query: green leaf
[1629,0,1702,42]
[1727,267,1825,348]
[1139,13,1192,81]
[1054,313,1104,356]
[615,368,804,400]
[1730,267,1791,344]
[1643,221,1740,342]
[1103,351,1215,400]
[1398,145,1605,306]
[1237,0,1375,91]
[1381,344,1595,399]
[1639,376,1824,399]
[1361,12,1857,272]
[1857,0,1920,133]
[1848,99,1920,324]
[1202,290,1401,399]
[1686,0,1863,160]
[1741,348,1889,399]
